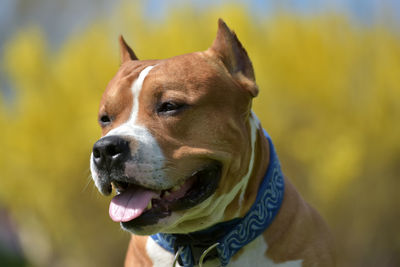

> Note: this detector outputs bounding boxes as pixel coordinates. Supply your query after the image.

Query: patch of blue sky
[143,0,400,27]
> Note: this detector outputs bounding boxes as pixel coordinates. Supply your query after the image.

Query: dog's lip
[107,172,199,222]
[118,162,222,227]
[111,174,192,198]
[110,169,205,209]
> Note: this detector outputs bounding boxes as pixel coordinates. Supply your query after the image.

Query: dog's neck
[226,114,272,220]
[151,128,285,266]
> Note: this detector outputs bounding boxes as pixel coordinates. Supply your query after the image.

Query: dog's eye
[99,114,112,127]
[157,101,185,115]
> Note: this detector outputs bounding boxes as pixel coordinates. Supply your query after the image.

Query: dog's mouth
[108,162,222,228]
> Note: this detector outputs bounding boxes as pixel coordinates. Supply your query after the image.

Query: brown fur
[95,19,335,266]
[263,178,336,266]
[125,235,152,267]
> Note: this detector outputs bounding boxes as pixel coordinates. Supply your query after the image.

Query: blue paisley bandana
[151,130,285,266]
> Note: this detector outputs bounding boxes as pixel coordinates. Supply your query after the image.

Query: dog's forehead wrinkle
[102,63,155,100]
[119,60,159,76]
[149,75,224,104]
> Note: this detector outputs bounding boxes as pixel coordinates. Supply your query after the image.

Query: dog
[90,19,335,267]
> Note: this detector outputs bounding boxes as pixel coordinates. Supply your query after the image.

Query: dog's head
[90,19,261,235]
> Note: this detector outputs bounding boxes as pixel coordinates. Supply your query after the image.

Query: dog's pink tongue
[109,187,157,222]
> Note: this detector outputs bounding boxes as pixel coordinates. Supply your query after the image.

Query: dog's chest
[145,235,302,267]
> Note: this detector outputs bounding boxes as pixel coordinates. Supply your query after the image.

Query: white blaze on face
[90,65,168,189]
[107,65,154,133]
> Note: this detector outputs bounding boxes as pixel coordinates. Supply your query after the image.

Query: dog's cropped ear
[208,19,258,97]
[119,35,138,64]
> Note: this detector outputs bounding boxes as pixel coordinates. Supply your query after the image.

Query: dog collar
[151,130,285,266]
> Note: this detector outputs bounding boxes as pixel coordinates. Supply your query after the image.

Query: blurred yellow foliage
[1,2,400,266]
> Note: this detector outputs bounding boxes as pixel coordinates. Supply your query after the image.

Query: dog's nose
[92,136,130,170]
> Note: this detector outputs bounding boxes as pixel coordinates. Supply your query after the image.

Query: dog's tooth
[164,191,171,196]
[146,201,152,210]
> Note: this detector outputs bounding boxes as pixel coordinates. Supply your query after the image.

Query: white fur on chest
[146,238,175,267]
[145,235,302,267]
[230,236,303,267]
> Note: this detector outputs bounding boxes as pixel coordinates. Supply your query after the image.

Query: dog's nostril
[105,144,121,157]
[93,148,101,159]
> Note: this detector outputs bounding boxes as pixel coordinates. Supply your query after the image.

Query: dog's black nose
[92,136,130,170]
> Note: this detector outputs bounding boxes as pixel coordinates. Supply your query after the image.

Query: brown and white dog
[90,19,335,267]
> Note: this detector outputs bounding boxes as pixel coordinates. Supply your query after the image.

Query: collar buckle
[173,242,220,267]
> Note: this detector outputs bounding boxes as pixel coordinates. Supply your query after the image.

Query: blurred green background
[0,0,399,266]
